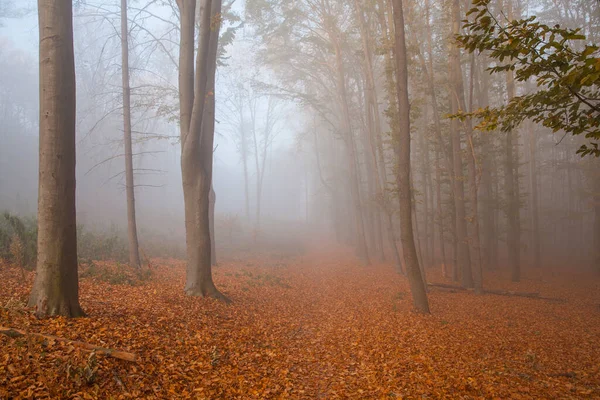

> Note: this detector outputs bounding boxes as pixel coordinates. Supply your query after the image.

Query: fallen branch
[427,283,566,303]
[0,326,137,362]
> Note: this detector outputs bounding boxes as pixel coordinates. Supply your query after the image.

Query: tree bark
[28,0,84,318]
[504,1,521,282]
[209,185,216,266]
[177,0,227,300]
[461,54,483,292]
[392,0,430,314]
[449,0,473,288]
[120,0,141,269]
[528,119,541,269]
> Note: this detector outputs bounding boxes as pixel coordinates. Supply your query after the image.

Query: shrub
[0,212,37,269]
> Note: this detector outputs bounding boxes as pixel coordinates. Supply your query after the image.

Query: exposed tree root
[428,283,566,302]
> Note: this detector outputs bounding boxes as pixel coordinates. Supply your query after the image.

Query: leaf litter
[1,252,599,399]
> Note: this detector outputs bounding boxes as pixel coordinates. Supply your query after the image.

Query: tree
[177,0,228,300]
[120,0,142,269]
[391,0,430,314]
[449,0,474,288]
[28,0,84,318]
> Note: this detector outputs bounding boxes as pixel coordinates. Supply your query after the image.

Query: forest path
[1,253,600,398]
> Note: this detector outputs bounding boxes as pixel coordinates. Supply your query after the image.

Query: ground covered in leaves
[1,251,600,399]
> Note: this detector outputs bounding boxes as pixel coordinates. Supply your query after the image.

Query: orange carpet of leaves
[1,251,599,399]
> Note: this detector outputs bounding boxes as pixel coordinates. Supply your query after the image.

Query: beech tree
[391,0,430,314]
[176,0,228,300]
[28,0,84,318]
[120,0,142,269]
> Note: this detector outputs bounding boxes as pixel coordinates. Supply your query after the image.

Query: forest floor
[1,250,600,399]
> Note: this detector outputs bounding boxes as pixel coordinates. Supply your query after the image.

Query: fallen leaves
[0,254,599,399]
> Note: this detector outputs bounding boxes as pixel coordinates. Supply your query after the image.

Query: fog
[0,0,598,270]
[1,0,600,397]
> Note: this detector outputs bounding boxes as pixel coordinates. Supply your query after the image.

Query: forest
[0,0,599,398]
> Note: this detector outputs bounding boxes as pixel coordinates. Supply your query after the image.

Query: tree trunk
[177,0,227,300]
[434,148,448,272]
[461,54,483,292]
[449,0,473,288]
[239,102,250,220]
[528,119,541,269]
[210,185,216,265]
[504,71,521,278]
[28,0,84,318]
[120,0,141,269]
[477,58,497,271]
[392,0,430,313]
[594,174,600,274]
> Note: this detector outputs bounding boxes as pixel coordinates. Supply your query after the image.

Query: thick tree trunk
[177,0,227,300]
[449,0,473,288]
[28,0,84,318]
[120,0,141,269]
[392,0,430,314]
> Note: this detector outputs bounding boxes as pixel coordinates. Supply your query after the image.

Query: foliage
[0,214,139,267]
[79,260,152,286]
[455,0,600,156]
[77,224,129,263]
[0,212,37,269]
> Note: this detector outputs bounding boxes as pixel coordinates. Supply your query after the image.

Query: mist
[0,0,599,398]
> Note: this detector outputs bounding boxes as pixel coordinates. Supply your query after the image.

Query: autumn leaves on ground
[0,250,599,399]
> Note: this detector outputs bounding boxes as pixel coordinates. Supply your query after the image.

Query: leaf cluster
[456,0,600,156]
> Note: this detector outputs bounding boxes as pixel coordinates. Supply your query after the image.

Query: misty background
[0,0,597,269]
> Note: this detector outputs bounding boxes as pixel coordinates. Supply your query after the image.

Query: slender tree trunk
[503,0,521,282]
[435,148,448,273]
[420,131,430,267]
[177,0,227,300]
[209,185,216,265]
[528,120,541,269]
[449,0,473,288]
[505,83,521,277]
[461,55,483,292]
[477,58,496,270]
[392,0,429,313]
[28,0,84,318]
[120,0,141,269]
[239,102,250,220]
[252,117,261,235]
[594,173,600,274]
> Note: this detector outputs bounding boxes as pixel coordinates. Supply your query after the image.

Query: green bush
[79,260,153,286]
[77,224,128,262]
[0,212,37,269]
